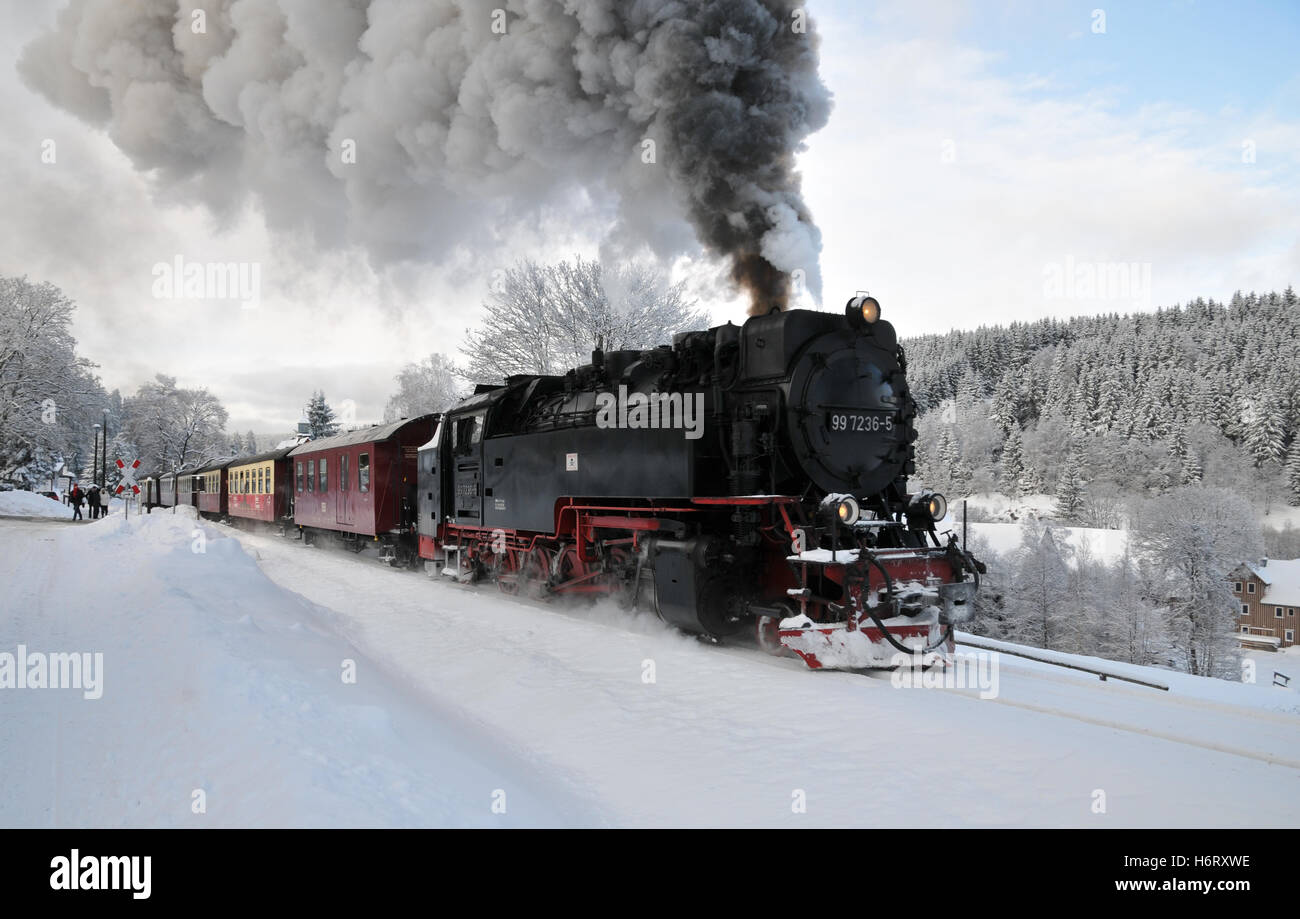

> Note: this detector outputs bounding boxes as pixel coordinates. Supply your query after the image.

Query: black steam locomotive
[418,296,981,669]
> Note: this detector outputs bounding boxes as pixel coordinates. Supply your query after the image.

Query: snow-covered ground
[0,509,597,827]
[0,489,73,518]
[3,509,1299,827]
[956,521,1129,563]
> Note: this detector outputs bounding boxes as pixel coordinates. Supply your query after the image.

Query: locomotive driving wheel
[495,550,520,595]
[605,547,637,610]
[516,546,551,600]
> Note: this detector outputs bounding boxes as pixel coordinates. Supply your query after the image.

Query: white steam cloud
[20,0,830,312]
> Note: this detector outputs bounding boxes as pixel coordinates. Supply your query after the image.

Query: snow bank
[0,514,595,827]
[0,490,73,518]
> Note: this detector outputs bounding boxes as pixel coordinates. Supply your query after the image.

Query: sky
[0,0,1296,433]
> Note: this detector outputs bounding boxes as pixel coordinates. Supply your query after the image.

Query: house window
[1242,626,1249,633]
[359,453,370,493]
[1241,604,1249,616]
[319,457,328,493]
[1247,582,1255,594]
[1276,607,1285,619]
[1287,630,1295,643]
[1233,582,1242,593]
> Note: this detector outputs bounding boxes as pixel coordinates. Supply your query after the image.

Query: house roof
[1247,559,1300,607]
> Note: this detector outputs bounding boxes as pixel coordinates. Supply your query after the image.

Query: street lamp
[92,424,101,488]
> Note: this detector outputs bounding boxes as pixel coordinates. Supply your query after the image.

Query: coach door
[452,411,485,524]
[336,452,350,526]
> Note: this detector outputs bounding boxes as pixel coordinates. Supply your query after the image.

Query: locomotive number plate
[827,411,894,433]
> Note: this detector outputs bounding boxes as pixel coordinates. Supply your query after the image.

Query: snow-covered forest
[907,287,1300,511]
[904,288,1300,679]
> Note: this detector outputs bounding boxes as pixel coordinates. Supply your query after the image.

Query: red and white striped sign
[115,458,141,495]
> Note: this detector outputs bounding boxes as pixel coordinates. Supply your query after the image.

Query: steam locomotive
[418,296,983,669]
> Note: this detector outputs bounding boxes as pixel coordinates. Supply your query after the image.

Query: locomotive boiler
[417,295,982,669]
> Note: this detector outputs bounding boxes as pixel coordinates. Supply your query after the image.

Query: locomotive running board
[778,618,938,670]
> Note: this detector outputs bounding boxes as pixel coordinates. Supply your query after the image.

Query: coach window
[359,453,370,493]
[341,454,349,492]
[319,457,328,493]
[305,460,313,493]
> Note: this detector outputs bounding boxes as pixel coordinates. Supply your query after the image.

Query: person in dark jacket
[71,485,84,520]
[87,486,101,519]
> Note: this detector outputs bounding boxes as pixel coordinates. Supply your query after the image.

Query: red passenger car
[290,417,434,548]
[195,459,233,517]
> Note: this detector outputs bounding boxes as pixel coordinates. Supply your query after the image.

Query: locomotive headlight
[908,490,947,522]
[926,492,947,521]
[846,294,881,328]
[835,495,861,525]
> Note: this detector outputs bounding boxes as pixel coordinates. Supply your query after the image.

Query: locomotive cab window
[359,453,370,493]
[452,412,485,455]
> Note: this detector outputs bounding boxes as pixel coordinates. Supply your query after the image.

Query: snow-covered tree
[1241,394,1287,468]
[122,375,230,473]
[384,353,463,421]
[999,424,1025,495]
[460,256,707,384]
[305,391,339,440]
[1003,520,1073,650]
[1131,486,1261,678]
[0,276,106,486]
[1285,439,1300,507]
[1054,444,1085,522]
[244,430,257,454]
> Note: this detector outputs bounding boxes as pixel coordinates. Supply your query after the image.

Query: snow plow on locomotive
[419,295,983,670]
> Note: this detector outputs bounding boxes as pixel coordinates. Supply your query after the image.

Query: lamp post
[100,411,109,488]
[92,423,101,488]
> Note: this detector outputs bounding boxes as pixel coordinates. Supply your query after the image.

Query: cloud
[801,16,1300,331]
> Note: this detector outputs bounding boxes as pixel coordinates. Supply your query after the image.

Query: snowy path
[0,514,599,827]
[228,524,1300,827]
[4,508,1297,827]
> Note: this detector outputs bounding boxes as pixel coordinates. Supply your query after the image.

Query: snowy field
[2,510,1299,828]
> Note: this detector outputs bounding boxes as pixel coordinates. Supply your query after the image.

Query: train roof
[192,457,238,474]
[227,445,296,467]
[288,415,437,455]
